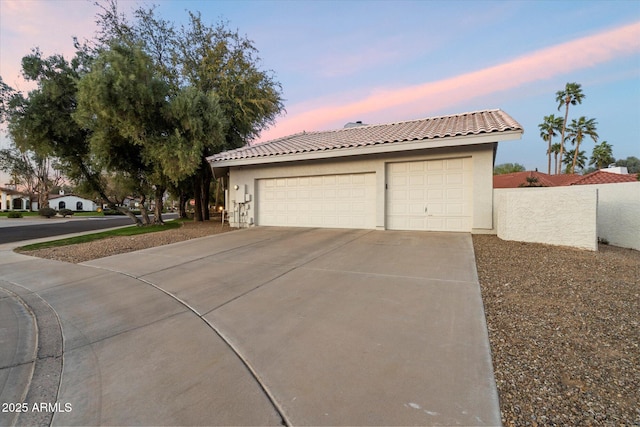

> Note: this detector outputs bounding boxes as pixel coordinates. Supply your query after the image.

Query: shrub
[38,207,57,218]
[59,208,74,217]
[7,211,23,218]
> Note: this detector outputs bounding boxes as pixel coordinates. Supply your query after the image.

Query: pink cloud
[0,0,103,91]
[258,21,640,142]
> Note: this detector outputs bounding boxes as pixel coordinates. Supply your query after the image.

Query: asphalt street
[0,214,178,244]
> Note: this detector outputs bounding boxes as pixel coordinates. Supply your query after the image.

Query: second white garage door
[386,158,473,232]
[257,173,376,228]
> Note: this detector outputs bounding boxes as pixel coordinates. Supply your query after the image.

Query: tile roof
[494,170,638,188]
[493,171,580,188]
[210,109,522,163]
[570,170,638,185]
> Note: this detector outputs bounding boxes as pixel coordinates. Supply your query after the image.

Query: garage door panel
[258,173,376,229]
[387,158,472,232]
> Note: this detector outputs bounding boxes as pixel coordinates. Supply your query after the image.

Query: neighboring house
[49,192,97,211]
[208,109,523,233]
[493,171,576,188]
[494,168,637,188]
[0,187,32,211]
[569,169,638,185]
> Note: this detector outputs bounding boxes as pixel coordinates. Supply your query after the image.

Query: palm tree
[555,82,585,174]
[563,149,587,173]
[549,143,561,175]
[589,140,614,169]
[566,116,598,173]
[538,114,564,174]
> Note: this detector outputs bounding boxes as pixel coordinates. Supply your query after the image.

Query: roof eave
[208,130,523,168]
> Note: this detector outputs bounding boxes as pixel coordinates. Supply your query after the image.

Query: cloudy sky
[1,0,639,185]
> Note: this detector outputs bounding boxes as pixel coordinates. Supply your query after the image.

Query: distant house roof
[0,187,29,197]
[493,171,579,188]
[209,109,523,166]
[570,170,638,185]
[494,170,638,188]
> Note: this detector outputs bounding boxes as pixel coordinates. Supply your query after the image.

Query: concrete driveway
[0,227,500,426]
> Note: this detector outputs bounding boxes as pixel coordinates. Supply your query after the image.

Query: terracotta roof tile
[210,109,522,162]
[494,170,638,188]
[493,171,579,188]
[570,170,638,185]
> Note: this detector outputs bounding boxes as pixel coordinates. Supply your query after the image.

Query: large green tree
[95,2,285,221]
[566,116,598,174]
[493,163,526,175]
[615,156,640,174]
[589,141,614,169]
[2,48,147,224]
[555,82,585,174]
[74,42,173,224]
[538,114,564,174]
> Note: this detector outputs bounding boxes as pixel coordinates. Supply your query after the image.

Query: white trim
[209,131,522,168]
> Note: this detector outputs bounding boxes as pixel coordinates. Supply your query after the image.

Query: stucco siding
[592,182,640,251]
[495,187,598,251]
[51,196,97,211]
[224,144,496,231]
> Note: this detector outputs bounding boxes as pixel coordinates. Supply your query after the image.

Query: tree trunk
[139,194,151,225]
[178,191,188,219]
[201,162,212,221]
[558,103,569,174]
[115,205,143,226]
[193,174,204,222]
[547,139,552,175]
[192,160,213,222]
[153,185,165,224]
[571,140,580,173]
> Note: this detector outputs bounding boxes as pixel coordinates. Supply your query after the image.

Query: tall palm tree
[589,140,614,169]
[555,82,585,174]
[563,149,587,173]
[566,116,598,173]
[549,143,561,175]
[538,114,564,174]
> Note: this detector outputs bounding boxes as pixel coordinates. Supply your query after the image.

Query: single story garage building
[208,109,523,233]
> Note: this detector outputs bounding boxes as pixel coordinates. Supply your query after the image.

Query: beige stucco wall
[223,144,496,231]
[494,187,598,251]
[591,182,640,251]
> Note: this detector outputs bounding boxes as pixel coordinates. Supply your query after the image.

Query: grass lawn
[18,220,182,251]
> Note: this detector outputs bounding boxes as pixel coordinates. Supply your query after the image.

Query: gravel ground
[473,235,640,426]
[18,225,640,425]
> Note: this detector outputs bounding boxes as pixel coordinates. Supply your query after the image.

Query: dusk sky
[1,0,639,186]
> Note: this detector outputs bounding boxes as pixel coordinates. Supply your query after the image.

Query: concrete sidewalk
[0,227,501,426]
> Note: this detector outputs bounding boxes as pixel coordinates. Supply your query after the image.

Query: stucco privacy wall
[224,144,495,231]
[592,182,640,251]
[494,187,598,251]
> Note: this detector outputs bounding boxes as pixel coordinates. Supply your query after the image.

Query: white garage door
[257,173,376,228]
[386,158,473,232]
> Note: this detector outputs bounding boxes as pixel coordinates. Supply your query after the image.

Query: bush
[7,211,23,218]
[59,208,74,217]
[38,207,57,218]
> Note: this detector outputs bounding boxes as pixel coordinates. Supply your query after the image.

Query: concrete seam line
[90,267,291,427]
[135,274,292,427]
